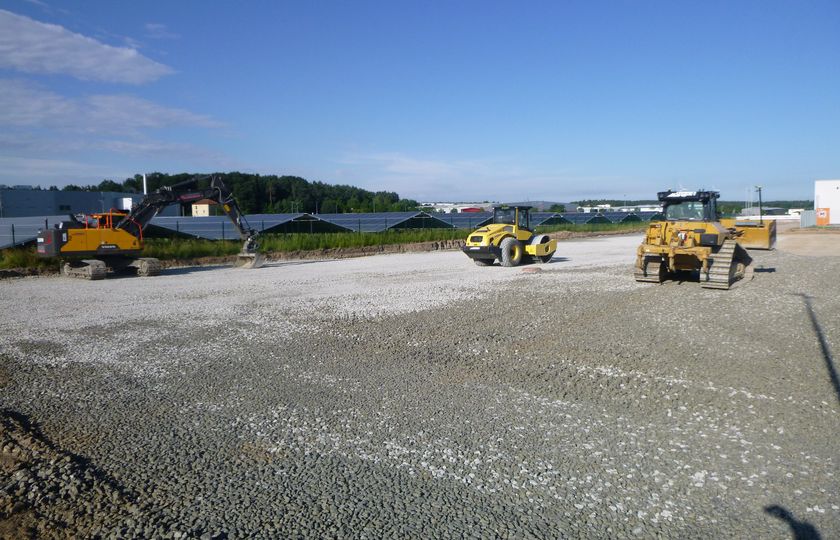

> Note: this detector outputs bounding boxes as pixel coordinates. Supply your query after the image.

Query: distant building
[0,188,179,218]
[738,207,787,216]
[502,200,567,212]
[421,200,570,213]
[577,204,613,213]
[577,203,661,213]
[420,202,496,213]
[191,199,218,217]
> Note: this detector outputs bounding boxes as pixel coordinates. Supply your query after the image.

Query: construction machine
[634,190,775,289]
[36,176,264,279]
[462,205,557,267]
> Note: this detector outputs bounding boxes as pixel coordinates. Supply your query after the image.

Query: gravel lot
[2,233,838,538]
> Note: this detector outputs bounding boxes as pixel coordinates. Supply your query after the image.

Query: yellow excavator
[635,190,775,289]
[36,176,264,279]
[462,205,557,267]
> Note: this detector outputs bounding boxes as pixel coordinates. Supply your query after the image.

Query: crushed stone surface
[1,233,838,538]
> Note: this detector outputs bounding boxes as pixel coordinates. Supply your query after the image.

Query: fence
[0,219,52,249]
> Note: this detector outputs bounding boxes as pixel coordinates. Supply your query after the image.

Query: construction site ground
[1,229,838,538]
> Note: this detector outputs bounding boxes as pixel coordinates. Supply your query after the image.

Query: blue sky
[1,1,838,202]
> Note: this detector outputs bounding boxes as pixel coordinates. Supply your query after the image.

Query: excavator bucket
[234,234,264,269]
[235,251,265,269]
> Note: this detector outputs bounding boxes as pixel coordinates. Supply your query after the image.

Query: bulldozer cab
[493,206,531,231]
[659,190,720,222]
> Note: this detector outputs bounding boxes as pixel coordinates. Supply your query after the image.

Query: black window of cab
[494,208,516,225]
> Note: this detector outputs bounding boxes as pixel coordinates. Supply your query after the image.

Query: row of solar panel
[0,211,663,248]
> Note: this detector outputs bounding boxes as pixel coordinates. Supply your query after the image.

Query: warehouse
[814,179,840,225]
[0,188,141,218]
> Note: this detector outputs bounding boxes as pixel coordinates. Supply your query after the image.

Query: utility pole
[755,185,763,225]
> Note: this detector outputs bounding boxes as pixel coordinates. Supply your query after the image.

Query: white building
[815,179,840,225]
[420,202,494,213]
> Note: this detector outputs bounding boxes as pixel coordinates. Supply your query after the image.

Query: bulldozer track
[702,239,747,290]
[633,256,664,283]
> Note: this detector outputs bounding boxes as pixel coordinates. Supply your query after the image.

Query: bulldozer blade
[234,252,265,269]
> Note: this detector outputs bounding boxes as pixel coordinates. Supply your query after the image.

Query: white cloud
[0,142,240,187]
[144,22,179,40]
[0,9,173,84]
[84,94,222,130]
[0,78,233,186]
[0,79,221,132]
[0,130,226,162]
[96,139,229,162]
[22,0,49,9]
[0,155,131,185]
[0,78,76,127]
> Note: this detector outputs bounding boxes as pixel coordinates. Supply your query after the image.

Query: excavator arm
[117,175,263,268]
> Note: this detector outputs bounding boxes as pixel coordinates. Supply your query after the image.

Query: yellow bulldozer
[462,205,557,267]
[635,190,775,289]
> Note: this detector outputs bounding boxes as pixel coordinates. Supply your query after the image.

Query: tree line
[56,172,420,215]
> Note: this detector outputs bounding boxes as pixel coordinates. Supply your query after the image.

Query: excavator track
[701,239,751,290]
[61,259,108,280]
[130,257,162,277]
[634,256,665,283]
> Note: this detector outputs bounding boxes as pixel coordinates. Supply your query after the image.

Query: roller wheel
[500,237,523,267]
[529,234,554,263]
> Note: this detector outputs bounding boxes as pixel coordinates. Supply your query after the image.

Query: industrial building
[814,179,840,225]
[0,189,181,219]
[0,189,139,218]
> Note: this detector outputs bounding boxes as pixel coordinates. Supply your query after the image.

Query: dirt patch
[777,230,840,257]
[0,268,47,279]
[785,226,840,234]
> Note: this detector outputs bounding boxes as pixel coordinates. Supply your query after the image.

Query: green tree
[97,179,124,192]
